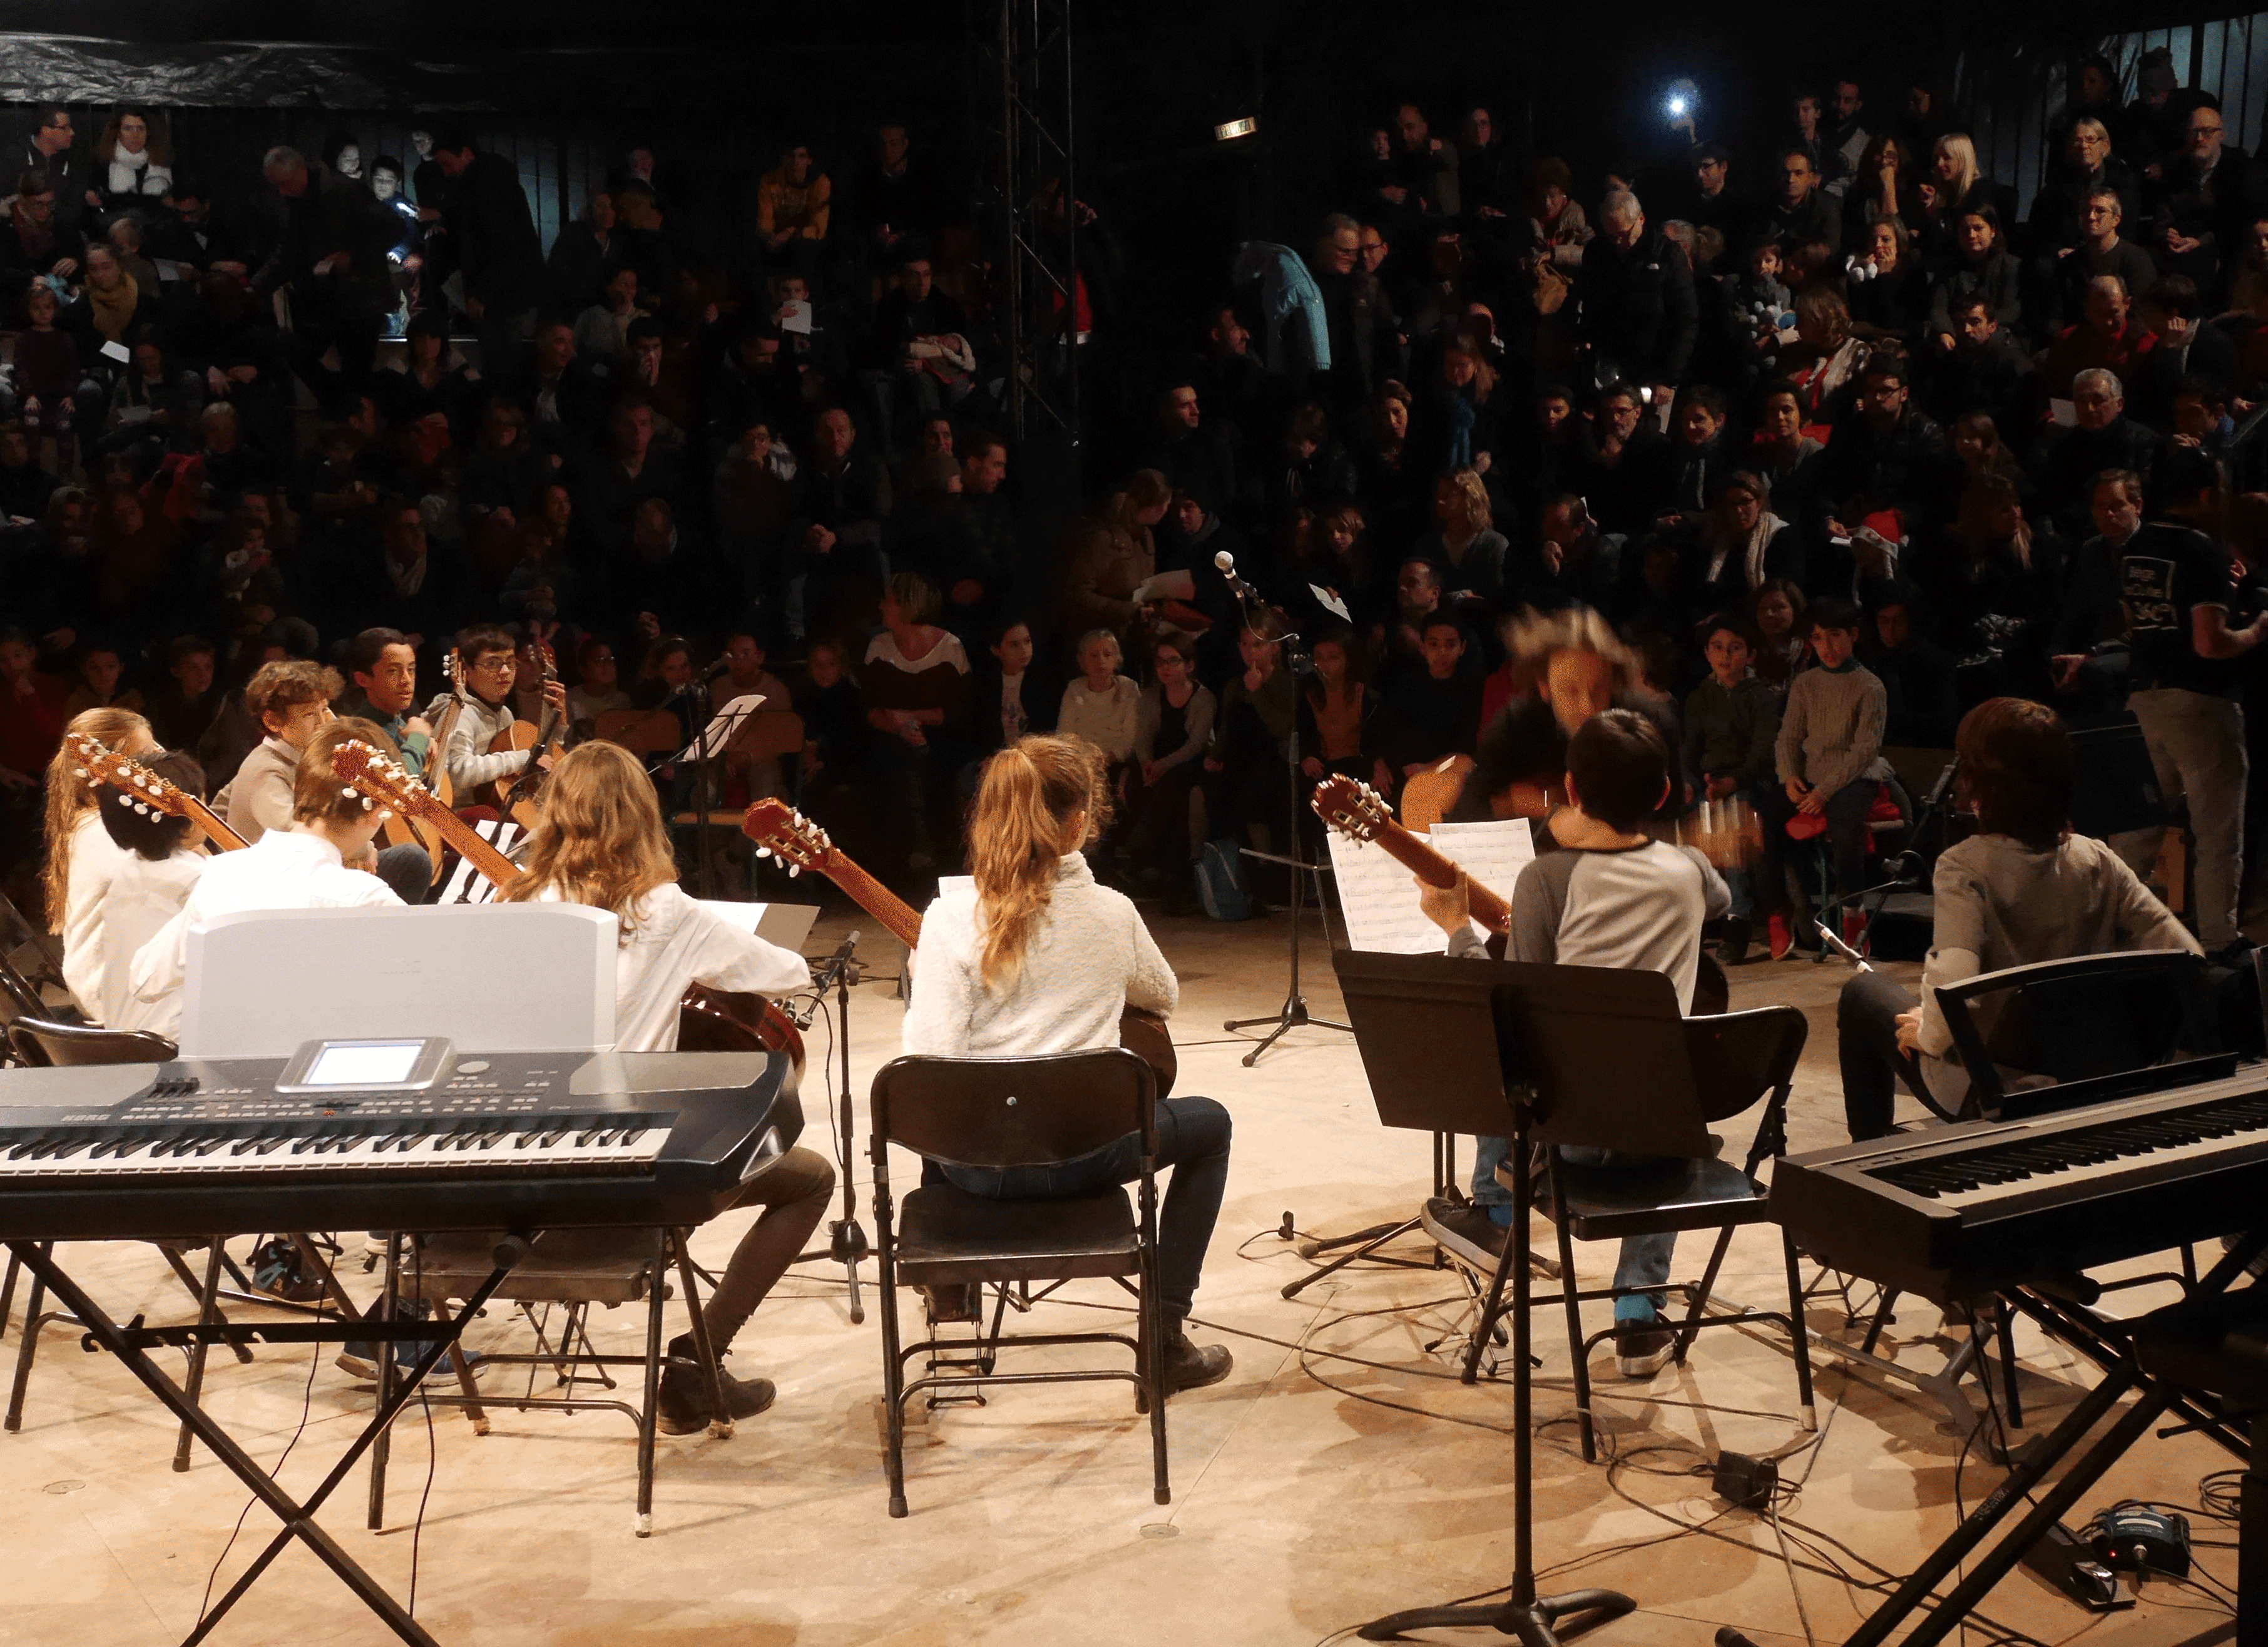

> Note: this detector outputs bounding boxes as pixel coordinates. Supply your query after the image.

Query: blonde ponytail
[968,735,1110,991]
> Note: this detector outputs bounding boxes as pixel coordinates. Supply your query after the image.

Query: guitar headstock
[447,649,467,700]
[742,797,832,878]
[1310,775,1391,843]
[68,732,195,821]
[333,739,427,820]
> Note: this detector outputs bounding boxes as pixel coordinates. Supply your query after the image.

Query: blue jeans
[937,1096,1231,1322]
[1471,1136,1677,1324]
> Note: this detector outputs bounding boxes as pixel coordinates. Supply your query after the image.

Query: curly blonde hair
[968,735,1110,992]
[500,740,677,940]
[41,705,152,932]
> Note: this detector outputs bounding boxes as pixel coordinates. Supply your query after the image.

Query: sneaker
[1424,1196,1508,1272]
[1718,917,1752,966]
[1615,1317,1676,1379]
[1767,914,1794,961]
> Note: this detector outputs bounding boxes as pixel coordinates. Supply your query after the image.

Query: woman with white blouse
[903,734,1234,1397]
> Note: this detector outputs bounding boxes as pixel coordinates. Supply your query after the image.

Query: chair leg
[171,1239,227,1471]
[669,1230,730,1440]
[1145,1251,1170,1507]
[160,1242,252,1365]
[1782,1235,1818,1432]
[1672,1227,1736,1366]
[5,1247,49,1432]
[1860,1287,1901,1355]
[0,1249,19,1340]
[1556,1210,1595,1464]
[877,1232,909,1518]
[634,1268,663,1538]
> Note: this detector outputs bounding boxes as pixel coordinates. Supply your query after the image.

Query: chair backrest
[1683,1006,1809,1126]
[8,1016,176,1069]
[1489,962,1714,1158]
[1935,949,2217,1116]
[871,1048,1155,1171]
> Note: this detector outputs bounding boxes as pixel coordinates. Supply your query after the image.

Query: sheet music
[674,693,767,762]
[439,818,524,905]
[1326,818,1535,954]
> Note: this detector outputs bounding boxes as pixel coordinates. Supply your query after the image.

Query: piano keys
[1769,1066,2268,1300]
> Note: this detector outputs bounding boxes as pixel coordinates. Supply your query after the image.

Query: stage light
[1215,116,1259,142]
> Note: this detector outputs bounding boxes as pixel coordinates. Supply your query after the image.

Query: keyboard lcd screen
[307,1042,424,1088]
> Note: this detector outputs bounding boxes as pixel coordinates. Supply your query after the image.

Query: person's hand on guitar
[1894,1008,1923,1054]
[1415,870,1470,935]
[1706,773,1739,802]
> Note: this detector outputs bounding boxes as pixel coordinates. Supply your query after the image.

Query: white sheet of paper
[674,693,767,761]
[1309,583,1351,621]
[2048,397,2078,427]
[100,339,131,364]
[1326,818,1535,954]
[1131,569,1196,603]
[779,299,814,335]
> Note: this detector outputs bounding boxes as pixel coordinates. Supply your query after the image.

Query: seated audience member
[1057,627,1141,778]
[1297,628,1383,793]
[1125,631,1215,894]
[2037,369,2160,541]
[1678,471,1802,621]
[86,750,207,1033]
[130,720,411,1036]
[1377,614,1483,780]
[712,629,794,800]
[1837,699,2197,1140]
[966,617,1057,761]
[1202,618,1298,858]
[1422,710,1729,1379]
[901,734,1233,1393]
[1414,466,1508,612]
[862,572,972,870]
[217,659,340,844]
[1753,596,1890,959]
[1864,587,1961,747]
[794,639,871,808]
[1680,617,1781,959]
[48,705,156,1009]
[566,635,631,734]
[145,635,223,752]
[502,740,831,1432]
[62,639,143,718]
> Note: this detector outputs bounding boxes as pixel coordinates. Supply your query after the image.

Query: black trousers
[1836,968,1932,1141]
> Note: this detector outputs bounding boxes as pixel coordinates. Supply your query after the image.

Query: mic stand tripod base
[1357,1589,1635,1644]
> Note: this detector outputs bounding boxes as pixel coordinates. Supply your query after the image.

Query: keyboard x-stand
[8,1235,524,1647]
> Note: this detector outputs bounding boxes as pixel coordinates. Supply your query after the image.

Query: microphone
[1213,548,1263,603]
[807,929,862,999]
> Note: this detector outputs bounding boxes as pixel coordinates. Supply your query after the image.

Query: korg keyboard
[0,1036,802,1239]
[1769,1066,2268,1299]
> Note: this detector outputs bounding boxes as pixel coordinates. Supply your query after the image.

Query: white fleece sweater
[902,854,1176,1058]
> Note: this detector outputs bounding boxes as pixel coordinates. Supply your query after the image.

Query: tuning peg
[755,845,772,857]
[71,767,89,779]
[787,864,800,877]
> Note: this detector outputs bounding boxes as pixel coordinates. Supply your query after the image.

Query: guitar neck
[1365,818,1513,934]
[406,796,523,888]
[815,850,924,949]
[181,796,247,851]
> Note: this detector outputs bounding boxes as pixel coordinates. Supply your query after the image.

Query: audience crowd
[4,51,2268,949]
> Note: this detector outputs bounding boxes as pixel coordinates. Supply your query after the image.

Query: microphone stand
[1219,594,1352,1065]
[793,931,870,1322]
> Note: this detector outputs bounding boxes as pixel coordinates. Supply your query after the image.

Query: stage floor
[0,905,2246,1646]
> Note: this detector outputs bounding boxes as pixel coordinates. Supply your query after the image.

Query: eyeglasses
[2192,125,2225,138]
[470,658,515,675]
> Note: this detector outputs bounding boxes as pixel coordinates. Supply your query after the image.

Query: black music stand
[5,1233,529,1647]
[1335,951,1713,1644]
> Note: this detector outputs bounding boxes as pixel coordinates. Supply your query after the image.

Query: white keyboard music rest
[179,904,620,1058]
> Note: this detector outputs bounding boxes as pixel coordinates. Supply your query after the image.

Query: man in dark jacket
[1575,191,1698,399]
[17,107,89,250]
[252,146,398,414]
[2152,101,2268,305]
[1307,214,1391,413]
[429,130,544,379]
[1760,148,1842,254]
[1821,354,1946,528]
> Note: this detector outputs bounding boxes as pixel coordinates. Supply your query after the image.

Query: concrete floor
[0,903,2249,1647]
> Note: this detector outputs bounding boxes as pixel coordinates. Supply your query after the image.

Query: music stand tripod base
[1359,1589,1635,1643]
[1223,847,1352,1066]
